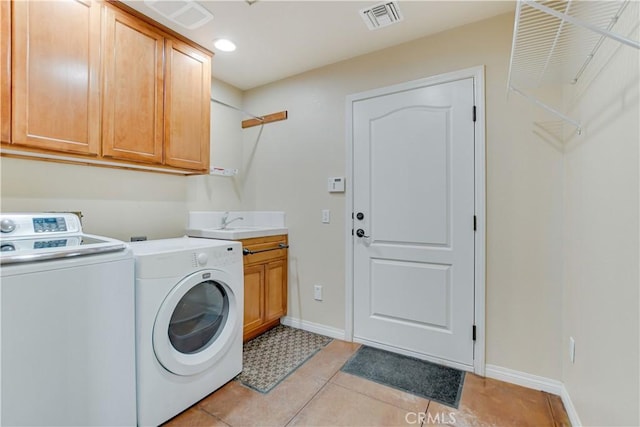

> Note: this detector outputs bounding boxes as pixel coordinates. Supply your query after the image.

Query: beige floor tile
[330,371,430,413]
[165,335,571,427]
[288,383,419,426]
[426,374,555,427]
[294,339,361,381]
[198,371,326,427]
[163,407,230,427]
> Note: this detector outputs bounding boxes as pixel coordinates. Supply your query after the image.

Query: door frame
[344,66,486,376]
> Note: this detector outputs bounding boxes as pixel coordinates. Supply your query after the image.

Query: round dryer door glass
[168,280,229,354]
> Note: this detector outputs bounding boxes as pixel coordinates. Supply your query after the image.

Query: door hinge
[472,325,477,341]
[473,215,477,231]
[472,105,477,122]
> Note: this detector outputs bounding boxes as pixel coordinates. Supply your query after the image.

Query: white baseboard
[560,385,582,427]
[485,364,563,395]
[486,365,581,426]
[280,316,346,340]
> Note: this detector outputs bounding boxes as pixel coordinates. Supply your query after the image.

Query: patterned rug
[236,325,333,393]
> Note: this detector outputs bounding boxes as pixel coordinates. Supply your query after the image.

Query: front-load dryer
[130,237,243,426]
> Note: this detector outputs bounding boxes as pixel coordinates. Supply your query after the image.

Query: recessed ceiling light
[213,38,236,52]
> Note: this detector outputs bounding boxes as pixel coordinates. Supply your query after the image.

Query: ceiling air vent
[144,0,213,30]
[360,1,403,31]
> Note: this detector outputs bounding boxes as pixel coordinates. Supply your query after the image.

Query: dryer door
[153,269,240,376]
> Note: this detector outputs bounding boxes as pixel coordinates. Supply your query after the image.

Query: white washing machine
[130,237,243,426]
[0,213,136,426]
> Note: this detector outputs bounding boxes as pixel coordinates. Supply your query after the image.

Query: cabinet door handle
[242,243,289,256]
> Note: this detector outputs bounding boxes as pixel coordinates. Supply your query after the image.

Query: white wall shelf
[209,167,238,176]
[507,0,639,134]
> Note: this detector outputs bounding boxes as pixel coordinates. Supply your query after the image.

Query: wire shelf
[507,0,639,134]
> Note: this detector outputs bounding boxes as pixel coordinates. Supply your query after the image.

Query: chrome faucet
[220,211,244,229]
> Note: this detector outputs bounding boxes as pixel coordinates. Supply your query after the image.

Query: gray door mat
[340,345,465,408]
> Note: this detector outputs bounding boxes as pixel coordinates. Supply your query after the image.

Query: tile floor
[164,340,571,427]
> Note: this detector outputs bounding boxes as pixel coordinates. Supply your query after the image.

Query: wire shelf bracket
[507,0,640,135]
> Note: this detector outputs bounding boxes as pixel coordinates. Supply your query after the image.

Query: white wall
[0,157,188,241]
[187,78,249,212]
[561,7,639,425]
[240,12,565,380]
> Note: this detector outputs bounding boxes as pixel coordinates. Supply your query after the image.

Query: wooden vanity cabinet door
[241,235,288,341]
[102,6,164,164]
[11,0,101,155]
[164,38,210,171]
[1,0,10,144]
[243,264,265,336]
[264,259,287,323]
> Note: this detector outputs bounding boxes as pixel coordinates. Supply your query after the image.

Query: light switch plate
[322,209,330,223]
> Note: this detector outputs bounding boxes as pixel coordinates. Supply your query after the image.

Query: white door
[352,76,476,367]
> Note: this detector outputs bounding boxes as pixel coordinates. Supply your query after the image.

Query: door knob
[356,229,370,238]
[356,212,364,220]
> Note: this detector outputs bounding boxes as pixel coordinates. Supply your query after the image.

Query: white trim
[0,148,202,175]
[472,66,487,377]
[344,91,355,342]
[485,364,563,395]
[280,316,346,340]
[485,364,582,427]
[344,66,487,376]
[560,384,582,427]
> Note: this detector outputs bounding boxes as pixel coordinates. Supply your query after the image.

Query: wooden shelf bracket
[210,97,287,129]
[241,111,288,129]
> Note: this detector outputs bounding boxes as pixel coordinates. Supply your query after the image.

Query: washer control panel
[0,213,82,237]
[33,217,68,233]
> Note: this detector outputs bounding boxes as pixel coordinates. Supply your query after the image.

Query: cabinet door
[102,6,164,164]
[12,0,101,155]
[1,0,10,143]
[264,259,287,323]
[164,38,210,171]
[243,264,265,336]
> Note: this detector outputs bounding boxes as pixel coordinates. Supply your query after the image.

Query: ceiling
[122,1,516,91]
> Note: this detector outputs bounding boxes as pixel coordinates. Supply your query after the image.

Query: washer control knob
[196,252,208,266]
[0,219,16,233]
[1,243,16,252]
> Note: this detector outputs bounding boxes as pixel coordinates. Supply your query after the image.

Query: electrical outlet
[314,285,323,301]
[569,336,575,363]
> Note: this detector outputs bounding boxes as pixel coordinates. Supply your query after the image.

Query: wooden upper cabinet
[3,0,212,174]
[164,39,211,171]
[1,0,10,144]
[11,0,101,155]
[102,6,164,164]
